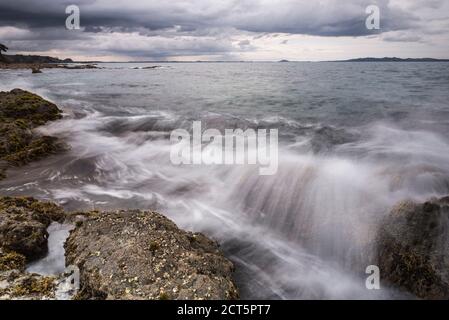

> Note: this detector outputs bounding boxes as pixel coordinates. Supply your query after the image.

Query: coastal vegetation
[0,43,8,62]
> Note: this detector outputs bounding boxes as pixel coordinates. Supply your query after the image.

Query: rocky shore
[2,88,449,300]
[0,198,239,300]
[0,197,64,299]
[0,88,239,299]
[65,210,239,300]
[377,196,449,299]
[0,63,99,72]
[0,89,67,180]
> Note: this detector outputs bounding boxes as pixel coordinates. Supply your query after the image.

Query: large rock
[377,196,449,299]
[0,89,61,125]
[65,210,239,300]
[0,197,65,261]
[0,89,66,178]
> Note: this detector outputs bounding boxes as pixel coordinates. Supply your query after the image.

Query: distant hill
[3,54,74,64]
[332,57,449,62]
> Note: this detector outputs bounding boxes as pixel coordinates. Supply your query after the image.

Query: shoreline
[0,63,99,71]
[0,89,239,300]
[1,88,449,299]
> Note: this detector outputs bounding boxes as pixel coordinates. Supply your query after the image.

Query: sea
[1,61,449,299]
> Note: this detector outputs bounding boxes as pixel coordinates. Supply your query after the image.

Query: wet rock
[133,66,159,69]
[377,196,449,299]
[0,247,77,300]
[0,243,59,300]
[60,64,98,70]
[310,126,355,153]
[2,136,66,166]
[0,268,56,300]
[65,210,239,300]
[0,121,33,157]
[0,89,66,179]
[1,59,98,70]
[0,197,65,261]
[0,198,68,300]
[0,89,62,125]
[0,248,26,272]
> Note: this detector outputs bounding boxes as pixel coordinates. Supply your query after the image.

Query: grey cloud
[0,0,447,59]
[0,0,421,37]
[382,31,424,43]
[238,39,250,47]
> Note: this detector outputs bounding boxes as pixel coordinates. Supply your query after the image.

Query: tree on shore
[0,43,8,62]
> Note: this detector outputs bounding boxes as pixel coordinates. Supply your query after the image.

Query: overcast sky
[0,0,448,61]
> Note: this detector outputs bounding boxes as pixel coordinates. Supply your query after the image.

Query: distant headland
[2,54,74,64]
[330,57,449,62]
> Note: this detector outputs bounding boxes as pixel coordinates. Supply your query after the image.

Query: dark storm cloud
[0,0,174,31]
[0,0,417,37]
[0,0,446,59]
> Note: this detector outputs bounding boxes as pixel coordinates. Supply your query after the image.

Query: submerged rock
[310,126,356,153]
[377,196,449,299]
[65,210,239,300]
[60,64,98,70]
[0,89,66,179]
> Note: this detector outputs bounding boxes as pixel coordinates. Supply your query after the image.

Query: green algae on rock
[1,247,56,300]
[2,136,66,166]
[0,89,62,125]
[0,89,67,179]
[0,269,57,300]
[0,248,26,272]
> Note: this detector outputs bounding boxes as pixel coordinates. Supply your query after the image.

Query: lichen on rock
[65,210,239,300]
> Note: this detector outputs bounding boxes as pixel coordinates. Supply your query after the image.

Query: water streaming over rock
[1,62,449,299]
